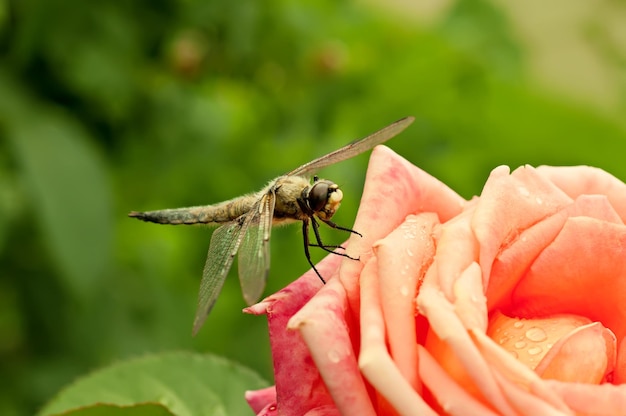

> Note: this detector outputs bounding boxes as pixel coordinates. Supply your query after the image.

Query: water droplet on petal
[513,321,524,329]
[525,327,547,342]
[514,341,527,349]
[327,350,341,363]
[400,285,409,297]
[518,186,530,197]
[528,346,543,355]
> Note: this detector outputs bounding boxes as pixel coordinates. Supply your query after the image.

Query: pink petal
[246,386,276,414]
[537,165,626,222]
[358,257,437,415]
[245,253,343,415]
[339,145,464,321]
[373,213,439,390]
[289,275,375,415]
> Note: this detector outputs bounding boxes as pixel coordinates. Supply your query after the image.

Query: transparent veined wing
[192,220,247,335]
[237,191,275,306]
[287,116,414,177]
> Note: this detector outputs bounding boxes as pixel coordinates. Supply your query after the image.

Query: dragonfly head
[305,178,343,220]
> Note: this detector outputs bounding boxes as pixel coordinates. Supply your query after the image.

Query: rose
[245,145,626,415]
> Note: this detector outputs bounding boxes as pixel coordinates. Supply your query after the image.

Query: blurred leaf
[38,352,269,416]
[50,403,174,416]
[0,71,113,298]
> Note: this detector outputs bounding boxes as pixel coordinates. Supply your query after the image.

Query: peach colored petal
[487,312,591,372]
[417,284,517,415]
[487,195,624,311]
[536,323,616,384]
[470,330,571,413]
[246,386,276,414]
[544,379,626,416]
[339,145,465,321]
[472,165,573,285]
[435,208,479,299]
[510,217,626,344]
[289,276,375,416]
[373,213,438,390]
[417,345,499,416]
[618,340,626,385]
[358,257,437,415]
[452,262,488,332]
[245,253,342,415]
[537,165,626,222]
[490,370,568,416]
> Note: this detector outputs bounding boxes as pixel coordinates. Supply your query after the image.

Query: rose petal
[537,165,626,222]
[358,257,437,415]
[435,208,479,299]
[510,217,626,376]
[473,165,573,285]
[245,253,342,415]
[339,145,464,320]
[417,345,499,416]
[471,330,571,412]
[544,379,626,416]
[487,312,591,372]
[487,194,624,310]
[490,370,568,416]
[246,386,276,414]
[289,275,375,415]
[373,213,438,389]
[453,262,488,332]
[535,322,616,384]
[418,283,517,415]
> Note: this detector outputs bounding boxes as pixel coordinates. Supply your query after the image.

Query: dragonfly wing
[192,220,246,335]
[287,116,415,177]
[237,191,275,306]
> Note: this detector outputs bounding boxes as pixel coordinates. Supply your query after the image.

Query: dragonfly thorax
[303,178,343,220]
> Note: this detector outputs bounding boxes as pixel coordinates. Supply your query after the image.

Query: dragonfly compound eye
[307,180,343,220]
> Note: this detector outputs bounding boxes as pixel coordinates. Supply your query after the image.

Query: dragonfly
[129,116,414,335]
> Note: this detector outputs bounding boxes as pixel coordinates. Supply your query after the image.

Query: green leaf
[38,352,269,416]
[49,403,175,416]
[0,71,113,298]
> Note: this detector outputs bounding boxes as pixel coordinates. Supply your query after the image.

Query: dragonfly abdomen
[129,195,258,225]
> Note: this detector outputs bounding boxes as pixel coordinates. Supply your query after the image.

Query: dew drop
[518,186,530,197]
[536,197,543,205]
[513,321,524,329]
[400,285,409,297]
[514,341,527,349]
[327,350,341,363]
[525,327,547,342]
[528,346,543,356]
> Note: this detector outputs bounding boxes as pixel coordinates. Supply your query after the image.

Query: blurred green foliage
[1,0,625,415]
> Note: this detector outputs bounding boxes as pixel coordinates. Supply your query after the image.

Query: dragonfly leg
[302,219,326,284]
[319,218,363,238]
[310,217,359,261]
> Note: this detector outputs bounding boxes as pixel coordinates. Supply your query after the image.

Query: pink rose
[245,146,626,415]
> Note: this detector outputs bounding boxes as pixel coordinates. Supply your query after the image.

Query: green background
[1,0,625,414]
